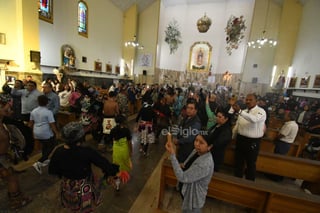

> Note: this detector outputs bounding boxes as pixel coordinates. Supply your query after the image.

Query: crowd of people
[1,74,320,211]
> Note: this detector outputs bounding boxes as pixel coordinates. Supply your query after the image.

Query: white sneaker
[32,162,42,174]
[41,159,50,167]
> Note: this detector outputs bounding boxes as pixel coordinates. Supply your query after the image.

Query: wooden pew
[298,132,320,157]
[56,111,77,129]
[232,133,301,157]
[224,146,320,182]
[268,117,284,129]
[159,159,320,213]
[260,138,301,157]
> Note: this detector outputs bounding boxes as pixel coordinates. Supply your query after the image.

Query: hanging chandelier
[124,35,144,49]
[247,30,277,48]
[247,0,277,48]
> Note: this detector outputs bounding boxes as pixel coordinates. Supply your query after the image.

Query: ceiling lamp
[197,13,212,33]
[248,0,277,48]
[124,35,144,49]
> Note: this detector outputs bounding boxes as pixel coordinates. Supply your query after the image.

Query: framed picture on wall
[138,53,152,67]
[288,77,297,88]
[106,63,112,73]
[115,65,120,75]
[313,75,320,88]
[30,51,41,63]
[38,0,53,24]
[188,41,212,72]
[94,61,102,71]
[300,76,310,88]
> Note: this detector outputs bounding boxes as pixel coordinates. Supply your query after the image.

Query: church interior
[1,0,320,212]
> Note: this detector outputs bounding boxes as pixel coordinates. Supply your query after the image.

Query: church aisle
[0,115,167,213]
[0,114,307,213]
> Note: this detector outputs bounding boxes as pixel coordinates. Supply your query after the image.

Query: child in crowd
[29,95,60,174]
[110,115,133,190]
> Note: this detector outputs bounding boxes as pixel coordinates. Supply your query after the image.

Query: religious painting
[288,77,297,88]
[188,41,212,72]
[94,61,102,71]
[38,0,53,23]
[115,65,120,75]
[300,76,310,88]
[138,53,153,67]
[313,75,320,88]
[106,63,112,73]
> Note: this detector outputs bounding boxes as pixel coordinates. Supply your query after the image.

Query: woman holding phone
[165,132,214,212]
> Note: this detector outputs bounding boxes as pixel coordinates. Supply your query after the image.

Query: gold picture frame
[188,41,212,72]
[115,65,120,75]
[288,77,297,88]
[300,76,310,88]
[313,75,320,88]
[106,63,112,73]
[38,0,53,24]
[94,61,102,71]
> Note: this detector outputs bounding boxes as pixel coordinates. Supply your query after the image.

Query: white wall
[157,0,254,74]
[40,0,123,74]
[242,0,281,85]
[291,0,320,89]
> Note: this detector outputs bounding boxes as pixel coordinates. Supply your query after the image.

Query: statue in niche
[61,45,76,69]
[223,71,232,86]
[275,70,285,90]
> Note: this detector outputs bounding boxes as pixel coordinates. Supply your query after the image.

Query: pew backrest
[224,145,320,182]
[159,159,320,213]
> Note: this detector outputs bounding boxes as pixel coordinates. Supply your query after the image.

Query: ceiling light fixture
[248,0,277,48]
[124,35,144,49]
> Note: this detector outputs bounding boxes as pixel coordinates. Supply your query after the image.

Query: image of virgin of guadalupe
[61,45,76,68]
[192,48,205,70]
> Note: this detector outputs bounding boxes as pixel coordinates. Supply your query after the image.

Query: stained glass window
[78,1,88,37]
[39,0,53,23]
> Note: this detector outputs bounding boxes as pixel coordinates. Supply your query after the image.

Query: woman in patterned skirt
[49,122,129,212]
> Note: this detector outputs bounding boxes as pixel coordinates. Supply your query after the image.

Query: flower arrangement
[225,15,246,55]
[164,19,182,54]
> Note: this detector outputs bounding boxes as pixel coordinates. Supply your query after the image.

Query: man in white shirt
[266,111,298,181]
[232,94,266,181]
[11,80,41,122]
[275,111,299,154]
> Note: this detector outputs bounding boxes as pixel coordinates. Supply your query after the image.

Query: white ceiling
[110,0,227,12]
[110,0,309,12]
[109,0,157,12]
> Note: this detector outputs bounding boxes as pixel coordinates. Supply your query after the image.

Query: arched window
[78,1,88,37]
[39,0,53,23]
